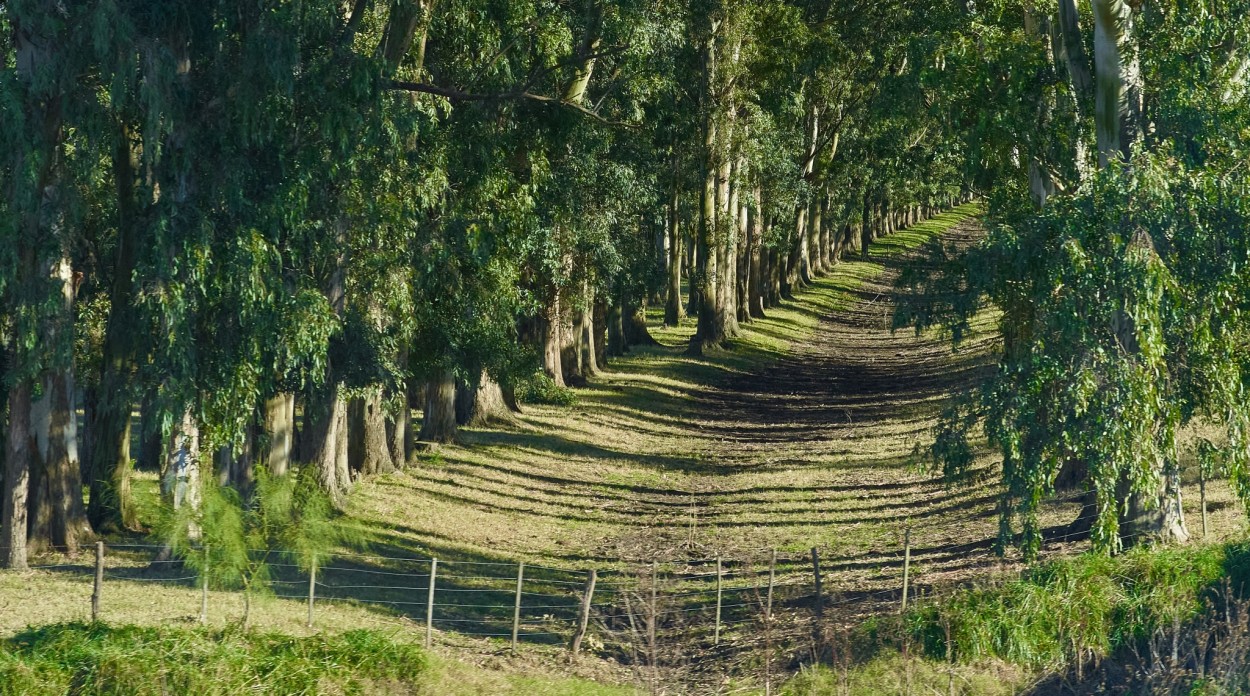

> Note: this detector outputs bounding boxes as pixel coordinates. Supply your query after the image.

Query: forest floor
[1,204,1243,694]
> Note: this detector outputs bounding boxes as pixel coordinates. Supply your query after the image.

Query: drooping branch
[389,79,638,128]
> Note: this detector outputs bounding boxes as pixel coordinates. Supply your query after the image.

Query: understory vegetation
[0,624,430,696]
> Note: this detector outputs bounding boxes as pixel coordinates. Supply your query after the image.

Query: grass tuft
[0,622,428,696]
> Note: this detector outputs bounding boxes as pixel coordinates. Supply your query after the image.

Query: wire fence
[0,486,1227,693]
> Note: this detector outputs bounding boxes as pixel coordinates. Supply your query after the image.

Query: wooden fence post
[570,569,597,655]
[714,556,723,646]
[765,549,776,696]
[512,562,524,652]
[307,555,317,628]
[1200,471,1209,539]
[426,558,438,649]
[92,541,104,621]
[649,561,658,668]
[902,527,912,612]
[810,547,823,620]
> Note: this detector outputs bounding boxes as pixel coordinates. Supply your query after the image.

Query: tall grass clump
[900,543,1232,670]
[0,623,427,695]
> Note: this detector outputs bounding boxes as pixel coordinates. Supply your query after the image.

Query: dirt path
[608,218,1012,590]
[359,207,1120,606]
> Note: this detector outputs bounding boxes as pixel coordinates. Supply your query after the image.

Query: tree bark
[137,392,163,473]
[3,383,33,569]
[540,292,566,388]
[579,279,600,378]
[592,297,609,369]
[89,124,142,534]
[163,408,203,540]
[388,387,410,470]
[664,171,685,327]
[28,361,91,554]
[1092,0,1141,166]
[456,370,519,428]
[625,299,659,347]
[748,184,766,319]
[418,370,458,443]
[607,301,627,356]
[304,386,350,507]
[262,392,294,477]
[27,257,91,554]
[349,388,395,477]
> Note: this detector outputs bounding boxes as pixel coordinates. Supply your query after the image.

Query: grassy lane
[345,205,1018,585]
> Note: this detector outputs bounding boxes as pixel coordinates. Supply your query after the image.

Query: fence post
[425,558,438,649]
[570,569,597,655]
[714,556,723,646]
[810,547,822,620]
[200,544,209,625]
[1200,471,1209,539]
[649,561,658,668]
[902,528,912,612]
[92,541,104,621]
[765,550,776,696]
[511,561,524,653]
[307,555,317,628]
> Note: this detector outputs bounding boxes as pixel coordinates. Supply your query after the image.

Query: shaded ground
[3,205,1242,694]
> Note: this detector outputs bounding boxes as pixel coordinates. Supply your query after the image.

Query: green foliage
[0,623,427,696]
[897,0,1250,556]
[516,372,579,407]
[158,469,350,594]
[897,544,1231,669]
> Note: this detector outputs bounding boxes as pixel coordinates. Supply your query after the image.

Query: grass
[0,622,638,695]
[0,623,429,696]
[7,203,1248,692]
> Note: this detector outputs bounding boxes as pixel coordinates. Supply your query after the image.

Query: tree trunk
[25,255,90,554]
[736,174,751,325]
[808,195,824,277]
[28,362,91,554]
[304,385,350,507]
[748,184,767,319]
[593,297,609,368]
[691,89,723,354]
[664,168,685,327]
[3,383,33,569]
[795,203,813,285]
[580,280,600,378]
[718,157,740,338]
[163,408,203,540]
[388,390,409,470]
[540,293,566,388]
[456,370,519,428]
[625,299,659,347]
[418,370,458,443]
[137,392,163,473]
[262,392,294,477]
[89,124,142,534]
[1092,0,1141,166]
[607,300,627,356]
[349,389,395,477]
[861,195,873,259]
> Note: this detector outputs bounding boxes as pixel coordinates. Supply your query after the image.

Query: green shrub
[0,623,427,696]
[897,543,1234,670]
[516,373,578,406]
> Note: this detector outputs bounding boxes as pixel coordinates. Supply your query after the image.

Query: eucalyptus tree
[1,0,104,567]
[903,0,1250,556]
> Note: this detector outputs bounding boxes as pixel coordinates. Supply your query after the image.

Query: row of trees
[0,0,965,568]
[900,0,1250,556]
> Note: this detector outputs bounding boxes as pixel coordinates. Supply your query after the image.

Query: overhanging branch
[387,80,640,128]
